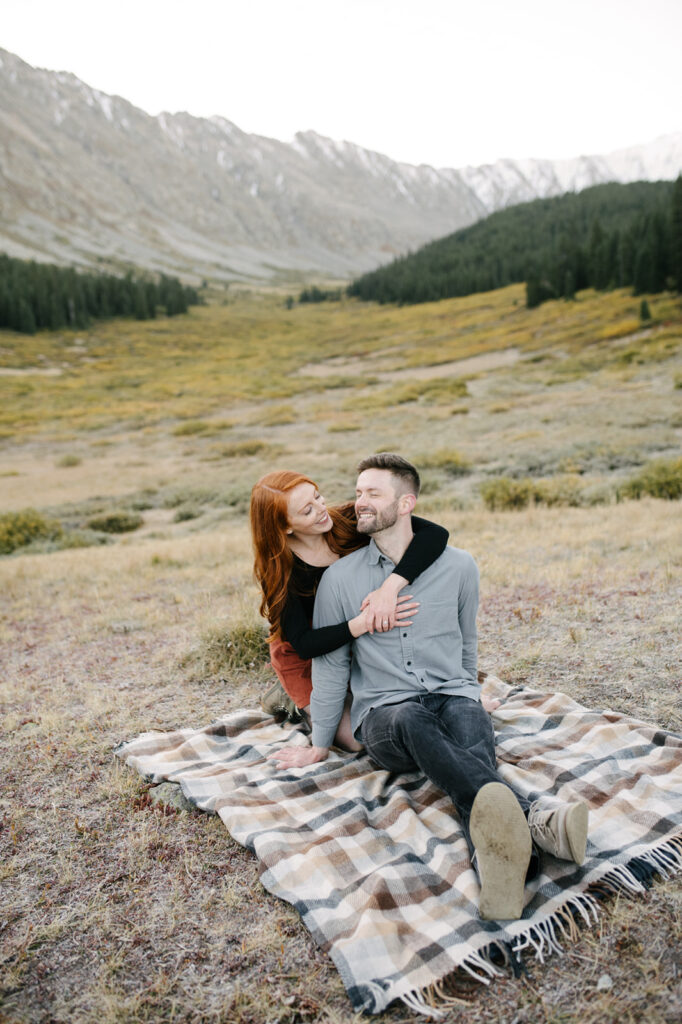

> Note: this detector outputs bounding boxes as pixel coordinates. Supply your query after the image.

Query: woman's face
[286,482,332,538]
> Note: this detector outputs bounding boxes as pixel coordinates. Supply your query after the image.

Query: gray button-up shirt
[310,540,480,748]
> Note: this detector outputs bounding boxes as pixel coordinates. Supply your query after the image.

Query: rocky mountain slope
[1,47,680,283]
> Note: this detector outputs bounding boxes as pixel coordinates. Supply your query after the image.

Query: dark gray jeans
[360,693,535,869]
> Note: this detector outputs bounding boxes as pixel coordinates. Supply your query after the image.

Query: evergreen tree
[633,246,652,295]
[563,270,576,300]
[0,254,199,334]
[671,174,682,293]
[13,297,37,334]
[348,181,674,307]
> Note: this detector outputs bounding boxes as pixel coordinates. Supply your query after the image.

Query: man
[270,453,589,920]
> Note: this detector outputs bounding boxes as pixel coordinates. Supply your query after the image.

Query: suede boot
[469,782,532,921]
[527,800,589,865]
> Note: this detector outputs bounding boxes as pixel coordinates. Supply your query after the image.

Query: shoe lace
[528,809,554,842]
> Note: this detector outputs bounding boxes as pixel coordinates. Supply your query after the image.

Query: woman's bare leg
[301,695,363,753]
[333,695,364,752]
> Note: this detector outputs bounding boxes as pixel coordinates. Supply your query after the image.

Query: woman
[250,470,449,750]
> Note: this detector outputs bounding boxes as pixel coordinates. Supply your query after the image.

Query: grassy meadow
[1,283,681,1023]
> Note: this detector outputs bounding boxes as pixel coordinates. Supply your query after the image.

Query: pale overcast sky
[3,0,681,168]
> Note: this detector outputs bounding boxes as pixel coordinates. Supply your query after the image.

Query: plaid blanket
[116,675,682,1018]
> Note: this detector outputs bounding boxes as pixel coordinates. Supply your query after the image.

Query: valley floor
[1,285,681,1022]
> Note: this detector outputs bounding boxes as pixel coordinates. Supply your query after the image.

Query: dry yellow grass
[1,285,681,1022]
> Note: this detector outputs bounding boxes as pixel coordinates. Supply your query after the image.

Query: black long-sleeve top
[280,515,449,660]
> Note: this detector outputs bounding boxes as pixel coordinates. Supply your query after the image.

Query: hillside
[348,181,679,305]
[1,46,681,282]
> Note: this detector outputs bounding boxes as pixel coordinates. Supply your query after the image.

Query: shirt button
[402,632,407,638]
[407,661,412,666]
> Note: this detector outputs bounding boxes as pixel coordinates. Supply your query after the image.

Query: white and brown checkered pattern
[116,675,682,1018]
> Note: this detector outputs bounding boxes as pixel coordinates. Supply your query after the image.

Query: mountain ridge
[1,47,680,283]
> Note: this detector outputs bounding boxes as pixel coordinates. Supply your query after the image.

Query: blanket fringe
[400,989,446,1020]
[397,834,682,1017]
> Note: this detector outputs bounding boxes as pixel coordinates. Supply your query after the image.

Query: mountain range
[1,47,681,283]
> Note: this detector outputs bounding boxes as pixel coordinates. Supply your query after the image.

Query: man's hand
[267,744,330,768]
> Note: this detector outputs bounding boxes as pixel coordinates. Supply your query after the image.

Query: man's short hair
[356,452,420,497]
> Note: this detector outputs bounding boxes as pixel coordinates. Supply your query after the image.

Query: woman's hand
[350,595,419,638]
[360,573,405,632]
[267,744,329,768]
[355,576,420,634]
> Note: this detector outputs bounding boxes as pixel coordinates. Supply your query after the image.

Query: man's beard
[356,499,400,534]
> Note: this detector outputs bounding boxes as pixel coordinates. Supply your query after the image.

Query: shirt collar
[367,538,393,566]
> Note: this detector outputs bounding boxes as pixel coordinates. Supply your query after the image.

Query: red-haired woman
[250,470,448,750]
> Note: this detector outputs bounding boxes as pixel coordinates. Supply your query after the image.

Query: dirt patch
[299,346,521,381]
[0,366,63,376]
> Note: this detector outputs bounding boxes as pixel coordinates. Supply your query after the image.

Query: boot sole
[565,801,589,865]
[469,782,531,920]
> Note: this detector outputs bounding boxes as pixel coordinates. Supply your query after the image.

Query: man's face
[355,469,401,534]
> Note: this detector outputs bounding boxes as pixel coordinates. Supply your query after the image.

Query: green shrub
[391,377,468,405]
[172,419,211,436]
[188,620,270,679]
[56,454,82,468]
[162,487,218,509]
[57,529,111,549]
[620,457,682,500]
[481,474,592,510]
[217,440,270,458]
[480,478,533,511]
[0,509,63,554]
[260,404,296,427]
[531,475,585,507]
[173,507,201,522]
[327,421,361,433]
[419,448,472,476]
[87,511,143,533]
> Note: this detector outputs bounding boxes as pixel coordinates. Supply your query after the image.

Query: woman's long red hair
[250,470,365,640]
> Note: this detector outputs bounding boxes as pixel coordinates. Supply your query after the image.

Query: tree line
[0,254,201,334]
[345,179,682,308]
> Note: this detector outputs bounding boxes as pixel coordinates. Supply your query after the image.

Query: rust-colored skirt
[269,638,312,708]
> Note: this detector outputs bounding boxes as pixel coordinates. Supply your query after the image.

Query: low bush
[217,440,271,458]
[172,419,211,436]
[327,421,361,433]
[480,474,597,510]
[419,449,472,476]
[87,511,143,533]
[0,509,63,554]
[531,475,585,508]
[620,457,682,501]
[260,404,296,427]
[392,377,469,405]
[173,507,201,522]
[162,487,218,509]
[187,620,271,679]
[480,477,534,511]
[57,529,112,549]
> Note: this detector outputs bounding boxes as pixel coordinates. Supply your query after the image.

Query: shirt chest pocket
[417,599,460,640]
